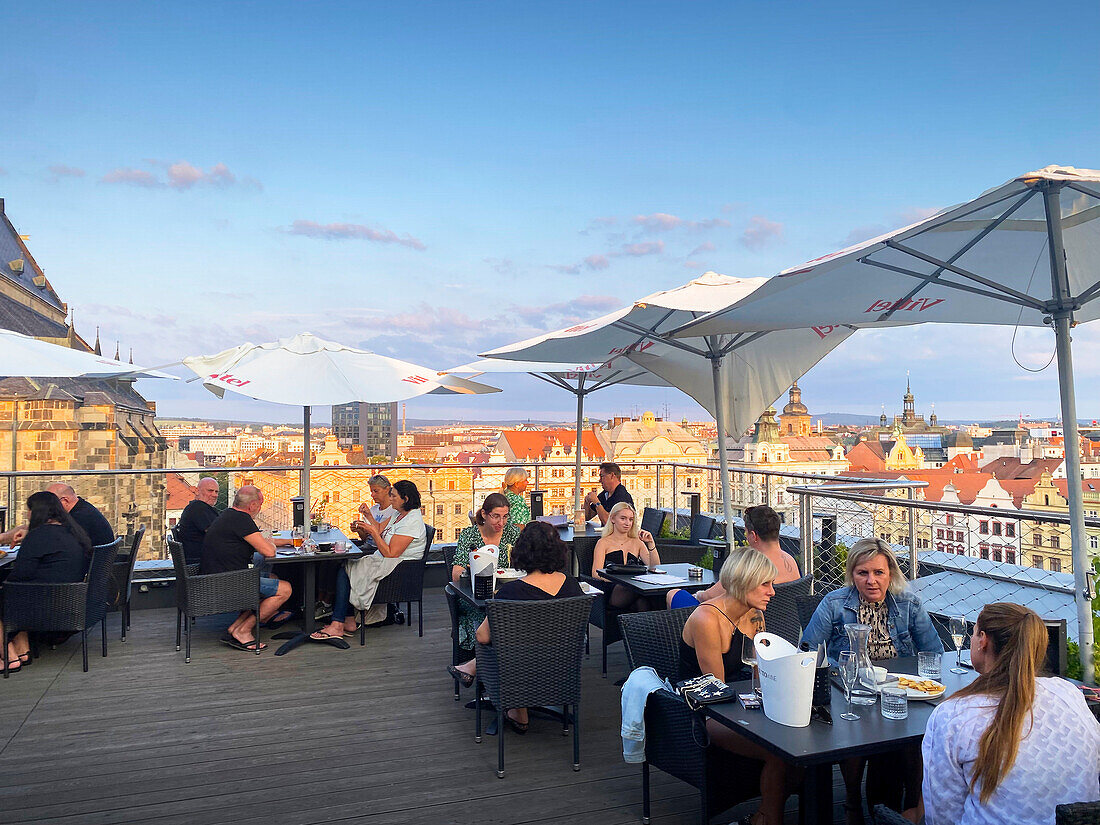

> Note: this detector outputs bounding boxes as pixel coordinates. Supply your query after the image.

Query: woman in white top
[310,480,427,640]
[922,602,1100,825]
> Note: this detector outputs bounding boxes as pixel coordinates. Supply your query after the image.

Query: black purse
[675,674,738,711]
[603,562,649,575]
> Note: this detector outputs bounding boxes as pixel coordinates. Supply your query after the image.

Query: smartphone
[738,692,761,710]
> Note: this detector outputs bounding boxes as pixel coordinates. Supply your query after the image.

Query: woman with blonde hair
[591,501,659,611]
[923,602,1100,825]
[500,467,530,527]
[679,549,791,825]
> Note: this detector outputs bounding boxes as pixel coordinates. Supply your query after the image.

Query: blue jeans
[331,567,351,624]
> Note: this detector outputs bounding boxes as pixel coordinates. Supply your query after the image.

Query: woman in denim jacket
[802,538,943,824]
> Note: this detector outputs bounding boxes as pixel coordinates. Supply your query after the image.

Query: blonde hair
[502,467,528,491]
[845,538,907,596]
[601,502,639,539]
[950,603,1048,803]
[719,548,777,602]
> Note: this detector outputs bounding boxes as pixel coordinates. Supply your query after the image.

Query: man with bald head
[46,483,115,547]
[200,485,292,651]
[175,477,221,565]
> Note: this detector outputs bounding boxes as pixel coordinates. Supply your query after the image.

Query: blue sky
[3,1,1099,425]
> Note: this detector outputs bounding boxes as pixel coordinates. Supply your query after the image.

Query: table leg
[302,563,317,635]
[802,763,833,825]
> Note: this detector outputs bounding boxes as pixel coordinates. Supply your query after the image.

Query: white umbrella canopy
[480,272,856,543]
[675,166,1100,681]
[0,328,177,379]
[182,332,500,521]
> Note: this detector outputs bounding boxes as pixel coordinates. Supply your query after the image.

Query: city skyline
[4,1,1099,422]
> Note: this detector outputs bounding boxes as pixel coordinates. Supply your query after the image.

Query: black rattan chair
[1057,801,1100,825]
[444,583,472,700]
[872,804,912,825]
[619,607,768,825]
[796,592,826,633]
[168,538,261,663]
[3,538,123,675]
[108,527,146,641]
[641,507,665,536]
[360,525,435,642]
[474,594,595,778]
[762,574,813,646]
[573,537,624,676]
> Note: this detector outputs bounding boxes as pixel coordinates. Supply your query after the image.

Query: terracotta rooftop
[499,429,606,461]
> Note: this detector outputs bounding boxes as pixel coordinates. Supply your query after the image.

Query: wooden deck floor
[0,595,847,825]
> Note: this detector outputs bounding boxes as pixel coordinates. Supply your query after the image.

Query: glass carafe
[844,623,878,705]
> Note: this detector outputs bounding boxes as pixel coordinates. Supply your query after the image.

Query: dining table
[267,528,362,636]
[596,561,717,597]
[703,651,979,824]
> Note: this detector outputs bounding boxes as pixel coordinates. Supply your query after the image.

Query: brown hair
[743,505,781,543]
[475,492,509,526]
[949,602,1048,802]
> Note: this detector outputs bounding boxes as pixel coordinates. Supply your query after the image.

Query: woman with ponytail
[922,602,1100,824]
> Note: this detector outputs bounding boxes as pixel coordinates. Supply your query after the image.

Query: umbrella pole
[573,377,586,529]
[710,356,736,549]
[302,405,311,526]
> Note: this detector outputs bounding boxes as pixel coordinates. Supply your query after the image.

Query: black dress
[9,524,88,583]
[495,575,584,601]
[677,604,752,683]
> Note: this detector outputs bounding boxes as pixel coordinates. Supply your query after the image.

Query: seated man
[666,504,801,609]
[199,485,292,652]
[0,482,115,549]
[583,462,634,526]
[175,477,220,565]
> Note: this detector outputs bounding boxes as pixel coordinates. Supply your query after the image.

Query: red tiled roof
[165,473,196,510]
[500,429,606,461]
[979,457,1061,479]
[846,440,886,471]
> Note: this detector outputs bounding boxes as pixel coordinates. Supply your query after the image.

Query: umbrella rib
[860,258,1042,309]
[881,240,1048,309]
[611,318,709,357]
[719,330,771,355]
[871,189,1037,323]
[530,372,576,392]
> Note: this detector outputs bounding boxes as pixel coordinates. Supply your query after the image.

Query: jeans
[332,567,351,624]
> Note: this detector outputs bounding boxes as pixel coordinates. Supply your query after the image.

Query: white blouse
[922,677,1100,825]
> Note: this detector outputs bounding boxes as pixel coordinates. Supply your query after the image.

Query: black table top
[597,562,716,595]
[703,652,978,766]
[268,529,363,565]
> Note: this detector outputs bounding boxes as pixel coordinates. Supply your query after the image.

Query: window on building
[1033,555,1044,569]
[979,520,989,535]
[454,504,462,515]
[992,549,1002,562]
[1050,558,1063,573]
[992,522,1002,536]
[448,481,456,491]
[455,528,462,540]
[1050,536,1060,549]
[1006,549,1016,564]
[322,492,330,503]
[436,504,444,516]
[946,514,954,526]
[979,545,989,560]
[332,491,340,503]
[956,531,964,542]
[352,489,361,502]
[1006,523,1015,538]
[1091,536,1099,551]
[1034,530,1043,547]
[936,528,944,540]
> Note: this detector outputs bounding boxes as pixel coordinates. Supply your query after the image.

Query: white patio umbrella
[446,358,668,524]
[182,332,499,520]
[480,272,857,545]
[674,166,1100,679]
[0,328,177,379]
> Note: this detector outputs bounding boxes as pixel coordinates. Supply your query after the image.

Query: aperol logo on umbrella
[208,372,251,387]
[811,325,842,339]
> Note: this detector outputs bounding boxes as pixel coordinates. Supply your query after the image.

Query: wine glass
[949,616,968,674]
[742,634,760,696]
[839,651,860,721]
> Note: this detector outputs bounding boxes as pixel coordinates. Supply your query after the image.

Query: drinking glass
[292,526,304,549]
[949,616,968,674]
[917,651,942,680]
[839,651,860,721]
[880,685,908,720]
[741,634,760,696]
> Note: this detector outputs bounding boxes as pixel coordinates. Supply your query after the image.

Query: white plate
[887,672,946,700]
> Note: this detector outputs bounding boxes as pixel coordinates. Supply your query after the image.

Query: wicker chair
[796,592,826,633]
[619,607,766,824]
[572,537,624,676]
[1057,801,1100,825]
[359,525,436,643]
[444,584,472,700]
[168,539,261,663]
[762,574,813,646]
[107,527,146,642]
[3,538,123,675]
[872,804,912,825]
[640,508,665,536]
[474,594,595,778]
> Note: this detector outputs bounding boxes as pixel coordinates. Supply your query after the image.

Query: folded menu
[633,573,687,585]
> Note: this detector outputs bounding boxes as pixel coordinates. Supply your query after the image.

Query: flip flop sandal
[447,665,475,688]
[219,635,267,652]
[504,712,529,735]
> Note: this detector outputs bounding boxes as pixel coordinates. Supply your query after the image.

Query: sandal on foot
[504,711,528,735]
[219,635,267,652]
[447,665,475,688]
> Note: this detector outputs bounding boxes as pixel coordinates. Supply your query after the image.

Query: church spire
[128,347,134,365]
[114,341,120,361]
[93,326,101,356]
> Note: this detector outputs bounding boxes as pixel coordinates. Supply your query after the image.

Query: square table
[702,652,977,824]
[268,528,362,634]
[596,562,716,596]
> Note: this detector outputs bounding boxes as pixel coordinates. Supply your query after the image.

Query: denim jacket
[801,586,942,664]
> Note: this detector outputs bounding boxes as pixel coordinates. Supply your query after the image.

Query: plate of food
[495,568,523,583]
[888,673,946,700]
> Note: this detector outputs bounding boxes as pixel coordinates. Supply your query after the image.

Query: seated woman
[680,548,790,825]
[454,521,585,733]
[448,493,520,685]
[922,602,1100,825]
[501,467,530,527]
[310,480,426,640]
[2,491,92,672]
[591,502,659,611]
[802,538,943,823]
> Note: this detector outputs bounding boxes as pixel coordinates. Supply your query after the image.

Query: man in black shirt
[46,483,115,547]
[200,485,292,651]
[584,462,634,525]
[175,477,220,564]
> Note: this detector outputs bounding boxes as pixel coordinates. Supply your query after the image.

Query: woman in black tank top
[679,549,794,825]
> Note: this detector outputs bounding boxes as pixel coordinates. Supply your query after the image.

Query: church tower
[779,381,812,437]
[902,373,917,426]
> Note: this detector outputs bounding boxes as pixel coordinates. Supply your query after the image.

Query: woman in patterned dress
[501,467,530,527]
[447,493,520,688]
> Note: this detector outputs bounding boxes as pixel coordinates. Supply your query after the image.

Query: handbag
[603,562,649,575]
[675,673,738,711]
